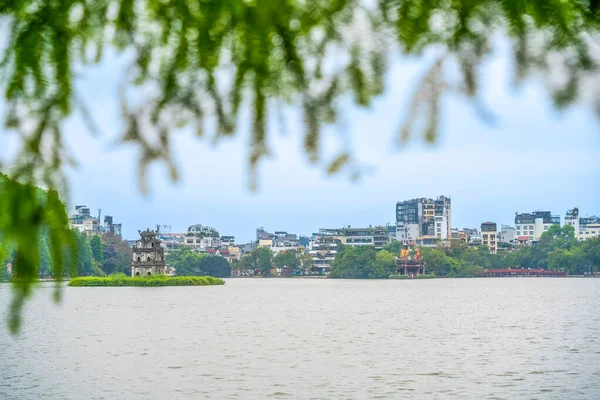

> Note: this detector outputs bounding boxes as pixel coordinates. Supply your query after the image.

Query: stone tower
[131,229,166,277]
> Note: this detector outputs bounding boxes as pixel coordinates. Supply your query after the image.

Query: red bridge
[481,268,566,277]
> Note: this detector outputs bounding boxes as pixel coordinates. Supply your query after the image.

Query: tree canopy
[1,0,598,191]
[329,246,396,279]
[165,247,232,277]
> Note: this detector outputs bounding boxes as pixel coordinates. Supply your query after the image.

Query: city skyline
[67,198,599,242]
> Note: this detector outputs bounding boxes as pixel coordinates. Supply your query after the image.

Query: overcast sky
[2,41,599,242]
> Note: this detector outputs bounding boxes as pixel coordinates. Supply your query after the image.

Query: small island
[68,273,224,287]
[69,230,225,287]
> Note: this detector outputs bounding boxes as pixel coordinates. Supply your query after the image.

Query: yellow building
[481,222,497,254]
[259,239,273,247]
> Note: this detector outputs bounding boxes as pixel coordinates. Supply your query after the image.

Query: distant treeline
[165,247,232,278]
[0,229,133,280]
[2,215,598,283]
[329,225,600,279]
[230,247,313,275]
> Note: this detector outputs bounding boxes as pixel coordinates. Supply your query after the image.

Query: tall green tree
[329,246,386,279]
[166,247,206,276]
[166,248,231,277]
[198,256,231,278]
[90,235,104,264]
[38,234,53,278]
[234,247,275,275]
[420,247,456,276]
[76,231,94,276]
[373,250,397,278]
[273,250,299,270]
[299,252,314,271]
[102,244,126,275]
[382,241,402,255]
[255,247,274,275]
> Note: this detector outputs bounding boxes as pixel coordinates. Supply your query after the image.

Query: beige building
[579,223,600,241]
[481,222,497,254]
[259,239,273,247]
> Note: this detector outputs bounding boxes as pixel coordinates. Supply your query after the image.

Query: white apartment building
[499,225,516,244]
[565,207,600,241]
[515,211,560,241]
[183,235,220,250]
[309,236,338,273]
[579,223,600,240]
[396,222,420,243]
[395,195,452,243]
[565,208,580,236]
[182,224,221,251]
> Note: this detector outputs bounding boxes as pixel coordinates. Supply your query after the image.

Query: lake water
[1,278,599,399]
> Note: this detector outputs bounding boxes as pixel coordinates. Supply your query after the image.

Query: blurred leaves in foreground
[1,0,598,188]
[0,174,77,334]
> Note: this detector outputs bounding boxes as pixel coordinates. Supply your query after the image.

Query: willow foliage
[2,0,597,188]
[0,174,78,334]
[0,0,599,332]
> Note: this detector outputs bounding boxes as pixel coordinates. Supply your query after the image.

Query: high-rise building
[309,236,339,274]
[69,205,122,237]
[514,211,559,241]
[481,222,497,254]
[395,196,451,243]
[103,215,122,236]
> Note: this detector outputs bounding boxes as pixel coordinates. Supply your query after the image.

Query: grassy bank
[68,274,225,287]
[389,274,437,280]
